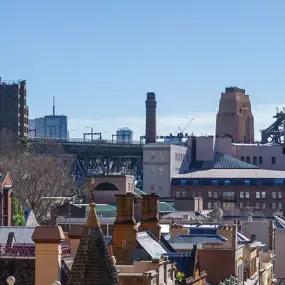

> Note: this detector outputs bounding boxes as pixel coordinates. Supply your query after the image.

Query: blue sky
[1,1,285,140]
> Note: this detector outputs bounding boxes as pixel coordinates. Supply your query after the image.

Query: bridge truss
[30,138,144,184]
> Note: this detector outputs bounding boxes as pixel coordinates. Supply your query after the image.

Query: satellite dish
[131,249,149,261]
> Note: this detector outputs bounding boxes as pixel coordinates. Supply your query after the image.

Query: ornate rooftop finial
[85,199,100,228]
[91,189,95,203]
[6,277,15,285]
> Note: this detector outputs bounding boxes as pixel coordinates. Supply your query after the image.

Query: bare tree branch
[0,131,76,224]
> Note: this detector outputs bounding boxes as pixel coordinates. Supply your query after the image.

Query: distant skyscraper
[31,97,68,139]
[0,78,29,138]
[29,117,45,137]
[44,115,68,138]
[216,87,254,143]
[116,128,133,143]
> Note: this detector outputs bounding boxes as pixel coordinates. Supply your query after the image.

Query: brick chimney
[140,193,161,241]
[68,225,84,257]
[217,224,237,249]
[112,193,138,265]
[268,220,276,252]
[145,92,157,144]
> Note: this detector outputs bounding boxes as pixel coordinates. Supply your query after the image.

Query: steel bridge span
[29,138,144,182]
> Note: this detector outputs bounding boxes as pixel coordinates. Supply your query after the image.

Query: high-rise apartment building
[0,78,29,138]
[216,87,254,143]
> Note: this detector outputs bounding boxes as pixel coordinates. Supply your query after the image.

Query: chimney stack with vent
[145,92,157,144]
[112,193,138,265]
[140,193,161,241]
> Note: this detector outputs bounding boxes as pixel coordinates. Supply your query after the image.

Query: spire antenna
[53,96,55,116]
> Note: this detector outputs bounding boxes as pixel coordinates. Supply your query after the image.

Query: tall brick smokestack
[145,92,157,144]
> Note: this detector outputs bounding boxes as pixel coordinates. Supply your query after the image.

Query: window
[159,185,163,191]
[182,191,187,198]
[278,192,282,199]
[192,180,199,185]
[245,192,250,199]
[159,167,163,175]
[256,192,260,199]
[212,180,218,185]
[241,156,245,161]
[240,192,244,199]
[256,203,260,210]
[213,202,218,208]
[262,203,266,210]
[244,180,251,186]
[150,185,154,191]
[213,192,218,198]
[246,201,250,207]
[272,203,276,209]
[272,192,276,199]
[150,168,155,175]
[246,156,250,163]
[272,156,276,165]
[258,156,263,164]
[278,203,283,210]
[175,191,181,198]
[261,192,266,199]
[128,183,131,191]
[180,179,186,185]
[240,202,244,208]
[208,202,212,209]
[253,156,257,164]
[198,192,202,197]
[208,191,212,198]
[274,179,284,186]
[224,180,231,185]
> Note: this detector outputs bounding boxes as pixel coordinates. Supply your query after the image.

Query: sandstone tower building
[145,92,157,144]
[216,87,254,143]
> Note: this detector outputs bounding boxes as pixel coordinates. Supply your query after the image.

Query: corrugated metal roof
[175,168,285,179]
[137,231,167,258]
[0,227,35,244]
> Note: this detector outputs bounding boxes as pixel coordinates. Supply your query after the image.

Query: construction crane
[178,118,194,139]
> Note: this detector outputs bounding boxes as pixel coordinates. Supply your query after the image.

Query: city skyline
[1,1,285,141]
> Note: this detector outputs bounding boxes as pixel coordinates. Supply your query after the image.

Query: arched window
[94,182,119,191]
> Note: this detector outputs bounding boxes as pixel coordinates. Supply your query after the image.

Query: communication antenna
[53,96,55,116]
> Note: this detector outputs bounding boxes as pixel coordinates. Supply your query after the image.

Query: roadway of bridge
[30,138,143,157]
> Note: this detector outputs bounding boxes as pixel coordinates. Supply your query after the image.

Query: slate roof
[0,227,35,244]
[67,203,119,285]
[174,168,285,179]
[189,152,259,169]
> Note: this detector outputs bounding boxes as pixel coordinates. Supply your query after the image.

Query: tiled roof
[190,153,259,169]
[174,168,285,179]
[67,203,119,285]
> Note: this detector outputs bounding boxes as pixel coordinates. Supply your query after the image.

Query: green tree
[12,198,26,226]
